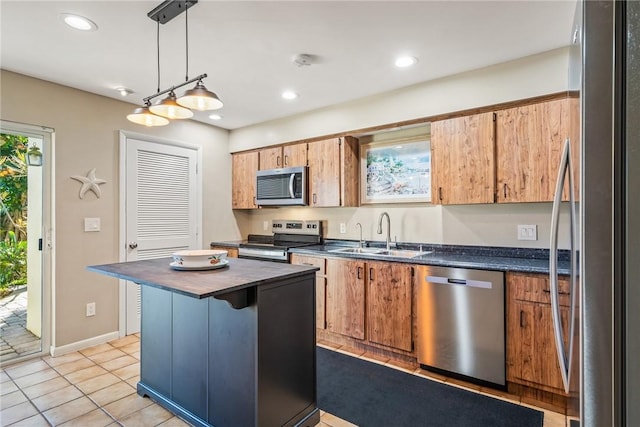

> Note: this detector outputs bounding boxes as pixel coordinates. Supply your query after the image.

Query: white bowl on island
[171,249,228,268]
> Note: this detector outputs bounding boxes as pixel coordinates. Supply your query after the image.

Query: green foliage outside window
[0,133,29,295]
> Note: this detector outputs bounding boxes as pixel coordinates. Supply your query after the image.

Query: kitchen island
[88,257,320,427]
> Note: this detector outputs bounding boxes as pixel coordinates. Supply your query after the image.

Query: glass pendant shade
[127,105,170,126]
[149,91,194,119]
[177,81,223,111]
[27,146,43,166]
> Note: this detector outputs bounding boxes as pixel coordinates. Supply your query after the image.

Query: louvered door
[124,138,199,334]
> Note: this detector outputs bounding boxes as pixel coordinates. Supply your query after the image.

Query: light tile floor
[0,335,573,427]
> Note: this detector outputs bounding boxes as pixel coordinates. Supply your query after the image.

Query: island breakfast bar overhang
[88,257,321,427]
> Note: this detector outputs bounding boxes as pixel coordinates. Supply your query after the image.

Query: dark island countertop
[87,257,319,299]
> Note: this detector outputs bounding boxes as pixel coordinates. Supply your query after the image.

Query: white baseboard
[49,331,120,357]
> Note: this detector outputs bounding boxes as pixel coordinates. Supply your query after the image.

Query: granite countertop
[87,257,318,299]
[210,240,244,248]
[289,241,574,275]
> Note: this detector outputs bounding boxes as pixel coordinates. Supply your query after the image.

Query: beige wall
[229,47,575,249]
[229,47,569,151]
[0,46,573,350]
[1,70,236,349]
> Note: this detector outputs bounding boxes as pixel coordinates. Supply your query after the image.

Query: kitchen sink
[327,247,432,258]
[328,247,385,255]
[376,249,433,258]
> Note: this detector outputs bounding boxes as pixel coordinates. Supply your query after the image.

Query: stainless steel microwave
[256,166,308,206]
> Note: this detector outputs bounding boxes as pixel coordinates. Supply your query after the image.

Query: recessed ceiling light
[395,56,418,68]
[281,90,298,100]
[116,87,133,97]
[209,114,223,120]
[61,13,98,31]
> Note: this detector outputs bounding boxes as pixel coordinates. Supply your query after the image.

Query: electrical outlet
[263,221,269,231]
[517,224,538,241]
[86,302,96,317]
[339,223,347,234]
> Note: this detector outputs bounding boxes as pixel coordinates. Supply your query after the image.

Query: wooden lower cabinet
[321,257,413,352]
[210,247,238,258]
[290,254,327,330]
[506,272,572,397]
[366,261,413,352]
[325,258,366,339]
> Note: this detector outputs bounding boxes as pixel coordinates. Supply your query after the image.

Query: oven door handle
[238,247,288,262]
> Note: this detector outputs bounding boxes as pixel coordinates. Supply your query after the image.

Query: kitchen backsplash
[233,202,577,250]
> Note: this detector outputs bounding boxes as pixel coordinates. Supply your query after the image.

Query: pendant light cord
[185,6,189,82]
[156,19,160,94]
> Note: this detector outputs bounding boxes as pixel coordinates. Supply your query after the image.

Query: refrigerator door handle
[549,137,577,394]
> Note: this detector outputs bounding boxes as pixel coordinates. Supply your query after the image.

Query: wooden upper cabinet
[496,97,580,203]
[366,261,413,352]
[307,136,359,207]
[430,112,496,205]
[258,147,282,170]
[258,143,308,170]
[325,257,365,340]
[283,143,308,168]
[231,151,259,209]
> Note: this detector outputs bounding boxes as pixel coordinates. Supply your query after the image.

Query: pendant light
[149,91,194,119]
[127,102,170,126]
[126,0,222,126]
[175,6,223,111]
[177,79,223,110]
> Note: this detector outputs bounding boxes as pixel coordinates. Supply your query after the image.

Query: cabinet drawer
[290,254,326,275]
[510,272,571,306]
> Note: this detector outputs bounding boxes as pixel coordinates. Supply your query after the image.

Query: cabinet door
[290,254,326,330]
[496,98,579,202]
[366,261,413,352]
[283,143,308,168]
[508,300,570,392]
[232,151,259,209]
[431,112,495,204]
[259,147,282,170]
[210,247,238,258]
[308,138,341,207]
[325,258,365,339]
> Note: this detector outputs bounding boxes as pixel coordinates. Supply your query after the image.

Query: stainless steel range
[238,220,322,262]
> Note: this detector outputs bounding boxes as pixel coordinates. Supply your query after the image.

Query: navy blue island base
[88,257,320,427]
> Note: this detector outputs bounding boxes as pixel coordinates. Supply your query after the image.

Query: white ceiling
[0,1,577,130]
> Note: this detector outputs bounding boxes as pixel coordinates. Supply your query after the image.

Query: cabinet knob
[128,242,138,249]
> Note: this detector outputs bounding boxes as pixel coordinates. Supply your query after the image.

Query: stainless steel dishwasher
[416,265,505,387]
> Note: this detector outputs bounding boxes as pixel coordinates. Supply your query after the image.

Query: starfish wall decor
[71,168,107,199]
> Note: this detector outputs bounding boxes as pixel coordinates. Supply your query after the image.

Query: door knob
[128,242,138,249]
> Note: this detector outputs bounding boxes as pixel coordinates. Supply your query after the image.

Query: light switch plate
[84,217,101,232]
[517,224,537,241]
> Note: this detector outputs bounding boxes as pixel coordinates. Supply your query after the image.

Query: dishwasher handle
[426,275,492,289]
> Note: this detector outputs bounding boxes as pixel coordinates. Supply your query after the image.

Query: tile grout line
[44,353,125,427]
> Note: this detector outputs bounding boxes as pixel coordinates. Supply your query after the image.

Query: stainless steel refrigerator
[554,1,640,426]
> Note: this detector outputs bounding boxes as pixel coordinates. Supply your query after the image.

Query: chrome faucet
[356,222,364,248]
[377,212,396,250]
